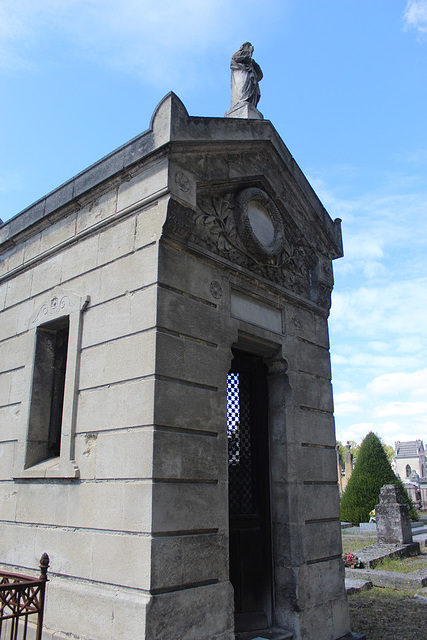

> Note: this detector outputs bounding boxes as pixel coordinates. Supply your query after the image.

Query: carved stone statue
[230,42,263,109]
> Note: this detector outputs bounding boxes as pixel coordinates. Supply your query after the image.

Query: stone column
[342,443,353,491]
[375,484,413,544]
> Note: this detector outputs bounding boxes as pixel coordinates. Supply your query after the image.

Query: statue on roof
[230,42,263,109]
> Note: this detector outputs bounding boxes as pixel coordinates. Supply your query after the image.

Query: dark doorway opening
[227,349,272,633]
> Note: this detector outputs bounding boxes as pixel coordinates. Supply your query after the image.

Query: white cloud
[373,401,427,418]
[404,0,427,35]
[0,0,283,85]
[338,421,423,447]
[334,392,364,417]
[334,403,362,417]
[335,391,364,404]
[331,278,427,343]
[368,368,427,398]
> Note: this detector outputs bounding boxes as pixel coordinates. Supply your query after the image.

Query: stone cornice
[1,93,342,261]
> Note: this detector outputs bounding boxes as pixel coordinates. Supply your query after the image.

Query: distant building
[394,440,426,480]
[394,440,426,508]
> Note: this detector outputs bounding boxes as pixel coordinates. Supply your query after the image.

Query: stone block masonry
[0,93,348,640]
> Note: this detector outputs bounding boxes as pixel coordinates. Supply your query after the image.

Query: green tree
[336,441,346,470]
[340,431,417,525]
[382,443,394,464]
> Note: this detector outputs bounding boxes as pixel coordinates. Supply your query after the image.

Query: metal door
[227,350,272,632]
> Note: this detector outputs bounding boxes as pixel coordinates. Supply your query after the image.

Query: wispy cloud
[340,421,419,447]
[374,401,427,418]
[0,0,284,85]
[368,369,427,398]
[404,0,427,36]
[319,161,427,447]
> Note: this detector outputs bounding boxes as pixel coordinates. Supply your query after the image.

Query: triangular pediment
[164,172,334,308]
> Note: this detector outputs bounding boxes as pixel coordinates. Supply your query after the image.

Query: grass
[341,535,377,555]
[343,522,427,638]
[349,586,427,640]
[373,549,427,574]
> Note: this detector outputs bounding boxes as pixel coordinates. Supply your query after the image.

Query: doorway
[227,349,272,633]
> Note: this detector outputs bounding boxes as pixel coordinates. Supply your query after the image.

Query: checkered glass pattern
[227,371,255,515]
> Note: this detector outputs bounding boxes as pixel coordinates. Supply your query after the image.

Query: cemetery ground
[342,513,427,639]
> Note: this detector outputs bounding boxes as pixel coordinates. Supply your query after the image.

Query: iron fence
[0,554,49,640]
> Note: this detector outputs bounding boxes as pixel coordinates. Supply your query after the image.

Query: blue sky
[1,0,427,448]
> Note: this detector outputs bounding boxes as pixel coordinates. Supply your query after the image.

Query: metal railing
[0,554,49,640]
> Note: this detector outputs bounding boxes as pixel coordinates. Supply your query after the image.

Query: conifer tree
[340,431,417,525]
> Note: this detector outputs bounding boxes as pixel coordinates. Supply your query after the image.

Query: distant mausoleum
[394,440,426,506]
[394,440,426,480]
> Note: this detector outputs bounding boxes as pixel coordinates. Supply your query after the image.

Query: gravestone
[375,484,413,544]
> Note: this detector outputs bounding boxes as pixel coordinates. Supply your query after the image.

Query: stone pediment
[164,179,334,309]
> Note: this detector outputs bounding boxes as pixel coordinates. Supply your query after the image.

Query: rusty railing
[0,554,49,640]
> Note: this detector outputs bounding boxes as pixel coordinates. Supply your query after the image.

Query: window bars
[0,554,49,640]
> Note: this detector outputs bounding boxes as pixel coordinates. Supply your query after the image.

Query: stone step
[345,576,373,594]
[235,629,293,640]
[346,567,427,589]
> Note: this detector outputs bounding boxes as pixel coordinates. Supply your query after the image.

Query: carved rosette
[164,187,331,306]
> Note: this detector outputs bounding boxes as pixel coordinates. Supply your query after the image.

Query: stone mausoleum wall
[0,94,350,640]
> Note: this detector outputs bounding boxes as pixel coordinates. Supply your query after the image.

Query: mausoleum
[0,59,351,639]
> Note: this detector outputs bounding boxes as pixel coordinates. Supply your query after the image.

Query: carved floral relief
[164,187,332,307]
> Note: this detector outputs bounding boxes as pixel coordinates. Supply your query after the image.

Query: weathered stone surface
[297,558,347,609]
[296,339,332,380]
[301,484,341,522]
[151,482,220,533]
[157,285,221,341]
[117,158,168,213]
[145,582,234,640]
[97,245,158,304]
[158,241,224,303]
[96,214,136,266]
[0,93,347,640]
[0,403,22,441]
[303,521,342,563]
[0,245,24,277]
[60,232,99,281]
[345,565,427,589]
[151,532,228,589]
[295,372,334,412]
[376,484,413,544]
[134,199,168,248]
[79,330,156,389]
[81,286,157,348]
[30,253,64,297]
[155,331,221,388]
[230,289,282,333]
[76,378,155,434]
[76,189,117,234]
[298,446,339,483]
[296,408,337,447]
[14,480,153,533]
[0,482,17,520]
[4,273,33,309]
[153,377,224,433]
[74,427,154,480]
[44,577,150,640]
[152,430,220,480]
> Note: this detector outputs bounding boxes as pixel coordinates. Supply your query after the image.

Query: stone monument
[225,42,264,120]
[0,52,352,640]
[375,484,413,545]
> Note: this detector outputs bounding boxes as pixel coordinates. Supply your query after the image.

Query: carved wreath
[194,189,313,295]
